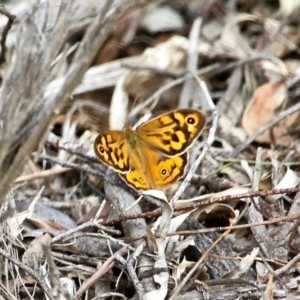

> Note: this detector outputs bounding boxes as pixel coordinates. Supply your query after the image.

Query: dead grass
[0,1,300,299]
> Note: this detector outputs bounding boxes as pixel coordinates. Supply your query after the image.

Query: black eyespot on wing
[161,168,167,176]
[187,116,196,124]
[99,146,105,153]
[94,135,107,158]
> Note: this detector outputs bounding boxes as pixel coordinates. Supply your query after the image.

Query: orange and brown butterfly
[94,108,206,190]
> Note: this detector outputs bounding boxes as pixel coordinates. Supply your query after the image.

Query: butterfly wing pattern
[94,109,206,190]
[122,146,188,190]
[137,109,206,155]
[94,131,130,173]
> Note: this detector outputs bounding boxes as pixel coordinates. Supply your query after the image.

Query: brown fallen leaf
[242,80,300,145]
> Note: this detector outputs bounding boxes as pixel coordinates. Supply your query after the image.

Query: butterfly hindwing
[121,151,188,190]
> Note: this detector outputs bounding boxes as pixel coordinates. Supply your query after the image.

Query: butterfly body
[94,109,206,190]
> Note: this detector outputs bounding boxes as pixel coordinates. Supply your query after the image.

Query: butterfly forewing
[94,131,131,173]
[137,109,206,156]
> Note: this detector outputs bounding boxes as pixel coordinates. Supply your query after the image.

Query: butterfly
[94,108,206,190]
